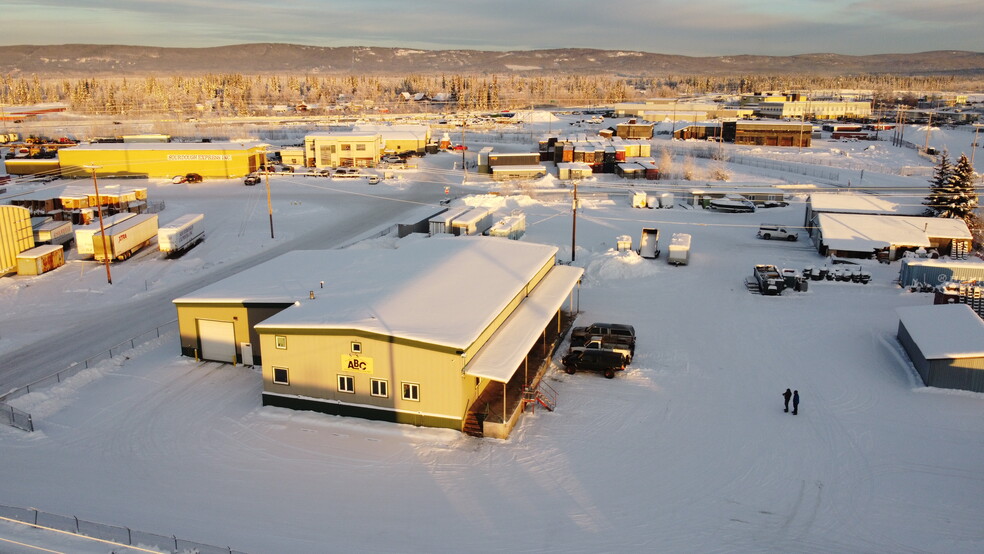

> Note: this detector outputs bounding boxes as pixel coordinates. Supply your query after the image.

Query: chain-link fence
[0,320,178,433]
[0,503,247,554]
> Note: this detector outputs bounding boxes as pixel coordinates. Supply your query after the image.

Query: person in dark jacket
[783,388,792,412]
[792,390,799,415]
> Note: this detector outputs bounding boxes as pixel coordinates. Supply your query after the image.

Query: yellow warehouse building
[58,142,268,179]
[173,237,583,438]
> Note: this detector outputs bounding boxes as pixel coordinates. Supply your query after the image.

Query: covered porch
[463,264,582,439]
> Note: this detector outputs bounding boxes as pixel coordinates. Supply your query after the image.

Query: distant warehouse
[58,142,268,179]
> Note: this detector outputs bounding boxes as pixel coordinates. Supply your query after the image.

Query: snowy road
[0,175,449,392]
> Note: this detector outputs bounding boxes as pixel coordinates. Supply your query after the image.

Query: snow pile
[581,248,662,281]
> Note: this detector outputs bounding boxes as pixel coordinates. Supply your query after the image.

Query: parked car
[570,323,636,348]
[452,144,468,151]
[367,176,380,185]
[561,350,626,379]
[381,155,403,164]
[333,167,363,179]
[243,174,260,186]
[185,173,203,183]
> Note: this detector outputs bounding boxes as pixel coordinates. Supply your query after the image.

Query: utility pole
[971,124,982,166]
[461,125,466,182]
[83,164,112,285]
[924,111,933,153]
[264,168,275,239]
[571,180,578,262]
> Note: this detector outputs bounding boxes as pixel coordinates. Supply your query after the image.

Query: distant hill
[1,44,982,77]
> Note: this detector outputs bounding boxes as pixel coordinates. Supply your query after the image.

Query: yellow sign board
[341,354,373,374]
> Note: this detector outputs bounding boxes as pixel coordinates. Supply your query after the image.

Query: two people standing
[782,388,799,415]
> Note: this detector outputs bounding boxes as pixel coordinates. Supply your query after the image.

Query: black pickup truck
[561,350,626,379]
[570,323,636,349]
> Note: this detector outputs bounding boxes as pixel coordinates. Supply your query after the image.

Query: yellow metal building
[173,237,582,438]
[0,205,35,275]
[303,132,383,168]
[58,142,268,179]
[352,124,431,155]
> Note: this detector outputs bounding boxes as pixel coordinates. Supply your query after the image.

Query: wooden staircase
[462,411,485,437]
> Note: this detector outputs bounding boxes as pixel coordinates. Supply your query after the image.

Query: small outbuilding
[897,304,984,392]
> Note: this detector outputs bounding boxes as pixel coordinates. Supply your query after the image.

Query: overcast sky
[4,0,981,56]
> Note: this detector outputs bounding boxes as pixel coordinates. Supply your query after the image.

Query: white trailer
[639,228,660,259]
[631,191,648,208]
[488,212,526,240]
[75,213,137,257]
[93,213,158,262]
[158,213,205,256]
[668,233,691,265]
[659,192,675,209]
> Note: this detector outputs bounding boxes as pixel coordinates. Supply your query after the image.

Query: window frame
[351,341,362,354]
[401,381,420,402]
[370,378,389,398]
[273,367,289,385]
[275,335,287,350]
[337,374,355,394]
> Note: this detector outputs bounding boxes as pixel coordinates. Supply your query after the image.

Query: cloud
[2,0,981,55]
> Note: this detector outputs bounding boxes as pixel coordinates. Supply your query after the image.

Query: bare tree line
[1,72,979,117]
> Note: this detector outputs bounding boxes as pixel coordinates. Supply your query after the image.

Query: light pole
[83,164,113,285]
[571,180,578,262]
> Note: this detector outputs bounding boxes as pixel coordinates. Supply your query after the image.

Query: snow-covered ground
[2,117,984,553]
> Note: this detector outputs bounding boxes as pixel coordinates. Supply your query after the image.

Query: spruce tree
[924,151,951,216]
[945,153,979,222]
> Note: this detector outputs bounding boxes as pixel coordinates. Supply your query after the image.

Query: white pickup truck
[757,224,798,241]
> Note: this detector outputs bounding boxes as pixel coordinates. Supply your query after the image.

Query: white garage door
[198,319,236,363]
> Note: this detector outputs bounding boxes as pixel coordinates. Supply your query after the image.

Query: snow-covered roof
[64,142,266,151]
[897,304,984,359]
[490,165,545,172]
[305,131,381,139]
[809,192,912,215]
[178,237,562,350]
[818,213,971,252]
[466,264,583,383]
[556,162,592,170]
[352,124,429,141]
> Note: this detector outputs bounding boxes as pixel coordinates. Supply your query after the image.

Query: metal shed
[897,304,984,392]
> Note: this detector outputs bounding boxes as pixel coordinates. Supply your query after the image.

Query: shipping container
[34,220,73,245]
[0,205,35,275]
[158,213,205,256]
[429,206,471,235]
[659,193,675,209]
[75,213,137,257]
[93,213,159,262]
[16,244,65,275]
[450,207,493,236]
[668,233,691,265]
[631,192,648,208]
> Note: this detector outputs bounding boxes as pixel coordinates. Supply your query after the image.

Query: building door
[198,319,236,363]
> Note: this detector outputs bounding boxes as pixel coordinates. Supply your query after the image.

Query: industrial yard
[1,113,984,553]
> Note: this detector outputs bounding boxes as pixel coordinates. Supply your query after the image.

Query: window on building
[273,367,289,385]
[356,144,366,151]
[402,382,419,401]
[338,374,355,393]
[351,342,362,353]
[341,144,352,151]
[371,379,388,398]
[329,145,337,153]
[275,335,287,349]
